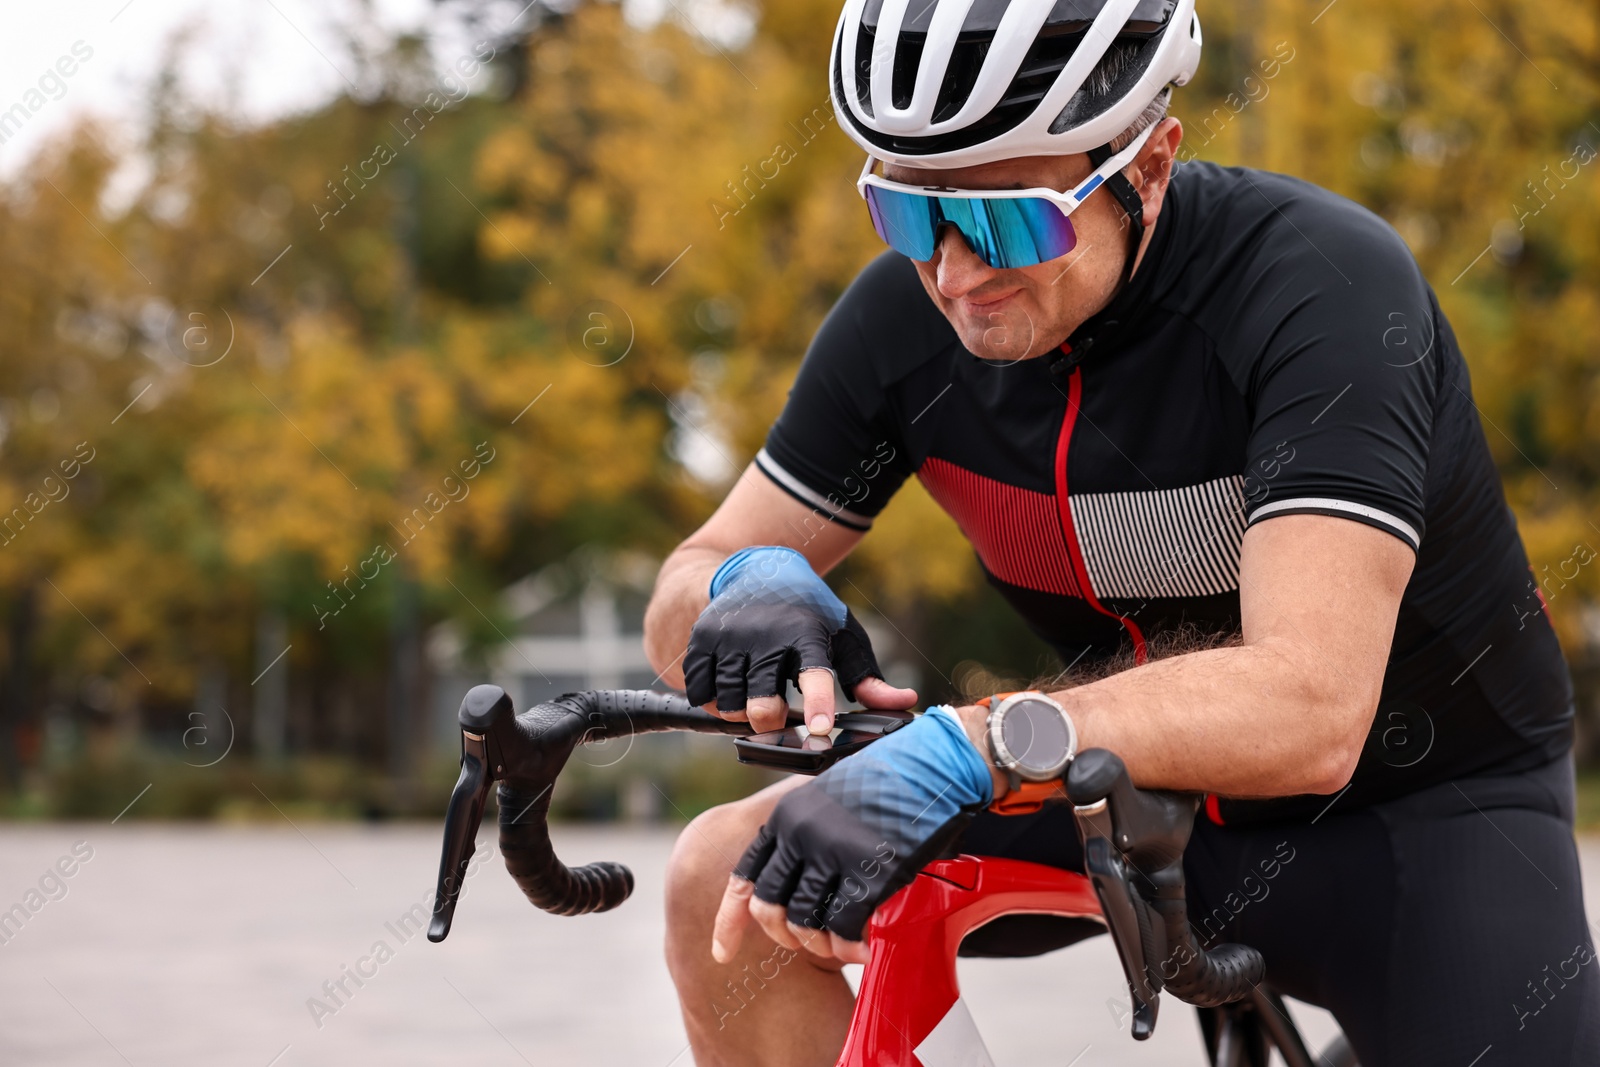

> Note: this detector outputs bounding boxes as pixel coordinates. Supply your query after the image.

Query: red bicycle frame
[838,855,1102,1067]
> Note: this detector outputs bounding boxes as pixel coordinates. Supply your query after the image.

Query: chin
[948,306,1052,363]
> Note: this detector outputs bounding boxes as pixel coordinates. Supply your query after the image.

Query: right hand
[711,705,992,964]
[682,547,917,734]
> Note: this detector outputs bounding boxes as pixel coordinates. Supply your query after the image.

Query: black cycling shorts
[952,755,1600,1067]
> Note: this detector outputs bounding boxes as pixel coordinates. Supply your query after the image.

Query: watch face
[1000,699,1073,776]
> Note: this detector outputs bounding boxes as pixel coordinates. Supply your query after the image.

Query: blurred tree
[3,0,1600,794]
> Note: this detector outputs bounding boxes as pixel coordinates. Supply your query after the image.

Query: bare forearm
[953,638,1376,800]
[1056,639,1373,796]
[643,546,725,689]
[1010,518,1409,800]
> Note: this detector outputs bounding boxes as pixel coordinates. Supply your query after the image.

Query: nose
[932,226,999,301]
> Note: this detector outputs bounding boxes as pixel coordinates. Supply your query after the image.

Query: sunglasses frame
[854,121,1158,267]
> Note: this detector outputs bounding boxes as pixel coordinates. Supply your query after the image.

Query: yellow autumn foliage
[0,0,1596,743]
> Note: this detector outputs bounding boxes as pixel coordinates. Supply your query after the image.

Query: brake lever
[1076,799,1164,1039]
[1069,749,1201,1040]
[430,685,785,941]
[428,685,512,942]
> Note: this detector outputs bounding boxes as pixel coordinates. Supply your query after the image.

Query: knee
[665,799,759,922]
[664,799,763,984]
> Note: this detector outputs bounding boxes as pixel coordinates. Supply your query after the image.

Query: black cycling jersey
[757,161,1574,823]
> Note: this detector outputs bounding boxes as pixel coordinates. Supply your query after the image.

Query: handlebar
[425,687,1262,1043]
[1067,748,1265,1039]
[427,685,786,942]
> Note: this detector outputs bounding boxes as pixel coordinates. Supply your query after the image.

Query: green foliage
[11,750,383,821]
[4,738,776,824]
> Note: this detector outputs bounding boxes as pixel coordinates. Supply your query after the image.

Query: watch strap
[990,778,1071,815]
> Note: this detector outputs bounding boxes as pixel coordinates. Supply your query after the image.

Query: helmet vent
[854,24,877,117]
[1007,25,1082,110]
[892,31,925,109]
[931,36,991,122]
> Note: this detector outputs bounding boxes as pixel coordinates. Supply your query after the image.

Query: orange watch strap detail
[989,778,1069,815]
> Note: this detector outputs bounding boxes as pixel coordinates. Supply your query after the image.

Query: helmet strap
[1050,143,1149,382]
[1084,141,1146,293]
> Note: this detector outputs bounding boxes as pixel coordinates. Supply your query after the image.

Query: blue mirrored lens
[943,196,1077,269]
[863,187,1077,269]
[864,185,938,261]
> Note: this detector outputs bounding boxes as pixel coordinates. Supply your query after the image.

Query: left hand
[710,706,994,964]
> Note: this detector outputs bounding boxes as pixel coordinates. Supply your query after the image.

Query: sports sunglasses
[855,122,1155,269]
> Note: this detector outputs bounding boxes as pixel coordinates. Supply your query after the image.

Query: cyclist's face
[884,118,1181,363]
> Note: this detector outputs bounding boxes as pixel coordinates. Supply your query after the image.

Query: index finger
[711,875,756,964]
[796,668,837,735]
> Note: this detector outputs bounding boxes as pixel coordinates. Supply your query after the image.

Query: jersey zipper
[1057,353,1222,822]
[1053,358,1148,664]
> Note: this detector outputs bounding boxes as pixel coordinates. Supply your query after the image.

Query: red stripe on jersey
[916,456,1083,598]
[1055,364,1148,663]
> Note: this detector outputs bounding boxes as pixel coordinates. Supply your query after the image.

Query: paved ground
[1,824,1596,1067]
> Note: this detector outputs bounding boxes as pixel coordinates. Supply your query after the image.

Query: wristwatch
[979,691,1078,815]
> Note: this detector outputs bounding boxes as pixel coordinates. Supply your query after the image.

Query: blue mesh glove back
[683,546,885,711]
[732,706,994,941]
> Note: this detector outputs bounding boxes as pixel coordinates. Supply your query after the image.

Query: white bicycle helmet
[830,0,1202,170]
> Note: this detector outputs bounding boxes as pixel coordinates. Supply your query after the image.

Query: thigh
[1186,805,1600,1067]
[1379,805,1600,1066]
[955,804,1086,870]
[1184,806,1396,1046]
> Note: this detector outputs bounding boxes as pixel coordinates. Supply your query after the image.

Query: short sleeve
[1218,187,1440,551]
[758,254,929,530]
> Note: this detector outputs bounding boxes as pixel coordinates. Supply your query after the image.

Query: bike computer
[732,710,916,774]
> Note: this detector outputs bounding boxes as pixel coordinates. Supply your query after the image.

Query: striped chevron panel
[1069,475,1247,598]
[919,457,1247,601]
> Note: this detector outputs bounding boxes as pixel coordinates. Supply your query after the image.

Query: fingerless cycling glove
[733,705,993,941]
[683,546,884,711]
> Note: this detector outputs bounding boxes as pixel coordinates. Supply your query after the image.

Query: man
[642,0,1599,1063]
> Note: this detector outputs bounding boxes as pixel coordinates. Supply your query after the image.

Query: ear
[1129,118,1183,227]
